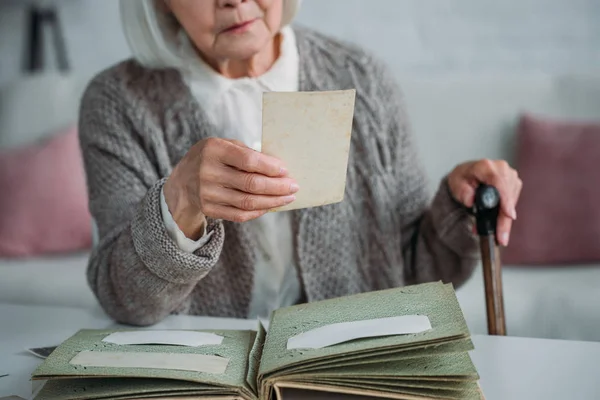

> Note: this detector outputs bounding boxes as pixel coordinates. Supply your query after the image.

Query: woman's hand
[447,159,522,246]
[163,138,299,240]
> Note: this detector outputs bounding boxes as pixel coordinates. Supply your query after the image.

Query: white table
[1,303,599,400]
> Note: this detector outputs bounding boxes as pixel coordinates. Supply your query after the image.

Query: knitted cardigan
[79,26,479,326]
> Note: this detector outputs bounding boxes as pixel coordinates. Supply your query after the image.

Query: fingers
[172,137,296,226]
[215,165,299,196]
[223,139,249,148]
[204,186,296,211]
[190,138,299,224]
[453,159,522,246]
[512,172,523,214]
[452,178,478,208]
[210,139,287,177]
[202,203,269,223]
[496,214,513,246]
[469,160,517,219]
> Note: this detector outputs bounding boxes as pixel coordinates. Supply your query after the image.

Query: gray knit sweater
[79,27,479,326]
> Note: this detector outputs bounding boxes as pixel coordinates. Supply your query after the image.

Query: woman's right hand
[163,138,298,240]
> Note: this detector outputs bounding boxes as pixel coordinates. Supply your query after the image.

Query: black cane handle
[473,184,500,237]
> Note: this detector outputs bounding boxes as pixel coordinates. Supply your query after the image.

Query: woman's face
[166,0,283,62]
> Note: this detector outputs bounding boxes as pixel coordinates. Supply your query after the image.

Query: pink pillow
[503,114,600,265]
[0,127,92,257]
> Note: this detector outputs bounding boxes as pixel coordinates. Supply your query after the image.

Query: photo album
[31,281,483,400]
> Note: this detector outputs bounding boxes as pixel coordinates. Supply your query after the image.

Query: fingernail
[501,232,509,246]
[284,195,296,203]
[512,209,517,220]
[290,183,300,193]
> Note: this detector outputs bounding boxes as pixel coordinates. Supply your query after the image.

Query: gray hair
[119,0,301,69]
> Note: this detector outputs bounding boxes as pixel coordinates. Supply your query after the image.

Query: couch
[0,73,99,311]
[1,73,600,341]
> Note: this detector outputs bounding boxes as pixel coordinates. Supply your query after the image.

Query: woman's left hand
[447,159,522,246]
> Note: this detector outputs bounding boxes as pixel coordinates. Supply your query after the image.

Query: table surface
[1,303,599,400]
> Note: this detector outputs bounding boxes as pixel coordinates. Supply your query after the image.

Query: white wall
[1,0,599,86]
[300,0,600,76]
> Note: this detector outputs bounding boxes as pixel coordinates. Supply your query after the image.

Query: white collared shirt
[160,27,302,319]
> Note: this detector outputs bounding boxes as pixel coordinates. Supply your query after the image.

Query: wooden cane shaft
[480,236,506,336]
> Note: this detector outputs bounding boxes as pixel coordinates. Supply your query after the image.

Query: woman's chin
[217,42,269,62]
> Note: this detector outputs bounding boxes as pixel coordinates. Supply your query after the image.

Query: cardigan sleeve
[78,74,225,326]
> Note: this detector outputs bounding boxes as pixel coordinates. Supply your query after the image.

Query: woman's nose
[217,0,247,8]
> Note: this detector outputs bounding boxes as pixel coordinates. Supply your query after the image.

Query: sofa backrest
[400,75,600,191]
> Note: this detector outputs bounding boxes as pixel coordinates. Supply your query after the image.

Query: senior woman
[80,0,522,326]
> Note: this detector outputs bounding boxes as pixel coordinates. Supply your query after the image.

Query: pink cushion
[0,127,92,257]
[503,114,600,265]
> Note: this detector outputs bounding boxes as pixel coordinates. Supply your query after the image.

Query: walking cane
[473,184,506,336]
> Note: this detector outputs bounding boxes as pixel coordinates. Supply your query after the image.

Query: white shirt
[159,27,302,319]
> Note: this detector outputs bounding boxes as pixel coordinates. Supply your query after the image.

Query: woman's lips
[222,19,257,34]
